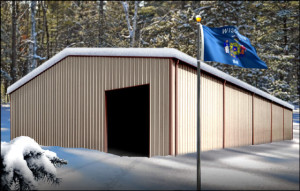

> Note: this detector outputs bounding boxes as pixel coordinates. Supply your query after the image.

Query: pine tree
[0,1,299,104]
[1,137,68,190]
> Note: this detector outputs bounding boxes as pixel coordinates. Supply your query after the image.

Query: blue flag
[202,25,267,69]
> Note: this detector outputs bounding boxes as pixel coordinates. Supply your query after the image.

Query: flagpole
[196,15,202,190]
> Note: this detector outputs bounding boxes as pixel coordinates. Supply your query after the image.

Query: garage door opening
[106,84,149,157]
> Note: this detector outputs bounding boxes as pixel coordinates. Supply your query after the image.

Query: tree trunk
[4,80,8,103]
[181,1,185,9]
[11,0,17,83]
[41,2,45,45]
[24,1,30,76]
[37,1,42,66]
[42,1,50,59]
[29,1,45,71]
[55,2,58,53]
[121,1,138,47]
[131,1,138,47]
[30,0,37,71]
[283,17,288,55]
[98,0,104,47]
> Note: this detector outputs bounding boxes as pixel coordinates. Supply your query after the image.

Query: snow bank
[38,138,299,190]
[1,105,10,142]
[1,104,10,108]
[1,136,63,189]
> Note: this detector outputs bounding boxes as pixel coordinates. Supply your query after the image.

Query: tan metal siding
[284,108,293,140]
[170,59,176,155]
[10,91,14,139]
[177,64,197,154]
[200,73,223,151]
[10,57,169,157]
[272,104,284,142]
[224,84,252,148]
[253,96,271,144]
[177,64,223,154]
[10,93,12,139]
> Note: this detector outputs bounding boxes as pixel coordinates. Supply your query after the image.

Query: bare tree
[98,0,104,47]
[11,0,17,83]
[41,1,50,59]
[121,1,138,47]
[29,0,45,72]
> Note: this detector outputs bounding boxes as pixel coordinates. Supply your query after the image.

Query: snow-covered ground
[1,105,299,190]
[1,136,66,190]
[293,107,299,130]
[1,104,10,142]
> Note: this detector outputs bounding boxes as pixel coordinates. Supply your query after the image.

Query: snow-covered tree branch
[1,136,67,190]
[1,69,12,81]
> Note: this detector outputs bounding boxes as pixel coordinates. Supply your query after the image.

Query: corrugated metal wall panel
[272,104,284,142]
[201,74,223,151]
[284,109,293,140]
[10,57,170,157]
[10,91,14,139]
[170,60,176,155]
[10,93,13,140]
[177,64,196,154]
[253,96,271,144]
[10,56,291,156]
[224,84,252,148]
[177,64,223,154]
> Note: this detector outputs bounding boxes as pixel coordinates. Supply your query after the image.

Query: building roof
[7,48,294,110]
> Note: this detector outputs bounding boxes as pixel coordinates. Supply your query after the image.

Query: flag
[201,25,268,69]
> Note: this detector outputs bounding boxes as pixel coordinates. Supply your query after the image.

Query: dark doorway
[106,84,149,157]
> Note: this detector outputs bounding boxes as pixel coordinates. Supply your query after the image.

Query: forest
[1,1,299,105]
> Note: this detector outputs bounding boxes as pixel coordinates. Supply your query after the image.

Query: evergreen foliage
[1,1,299,105]
[1,136,67,190]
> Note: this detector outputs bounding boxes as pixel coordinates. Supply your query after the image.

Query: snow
[1,104,10,142]
[1,104,10,108]
[37,134,299,190]
[1,136,59,189]
[6,48,293,110]
[1,104,299,190]
[293,108,299,127]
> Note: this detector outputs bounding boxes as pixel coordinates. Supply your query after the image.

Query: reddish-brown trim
[104,84,151,156]
[271,103,272,142]
[175,60,179,156]
[7,55,169,95]
[252,93,255,145]
[223,80,226,148]
[184,66,293,111]
[169,59,173,155]
[283,108,284,140]
[8,54,293,112]
[7,55,202,95]
[8,56,69,95]
[186,62,229,82]
[105,83,150,92]
[271,101,286,108]
[292,111,293,140]
[104,92,108,153]
[149,84,151,158]
[10,95,12,141]
[64,55,173,59]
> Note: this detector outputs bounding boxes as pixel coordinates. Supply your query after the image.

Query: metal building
[7,48,294,157]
